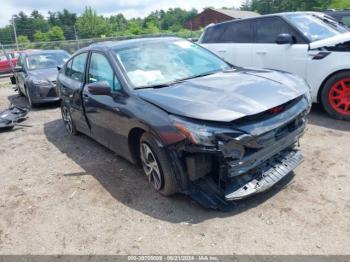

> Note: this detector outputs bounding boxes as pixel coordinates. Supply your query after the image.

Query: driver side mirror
[87,81,112,96]
[276,33,295,45]
[13,65,23,72]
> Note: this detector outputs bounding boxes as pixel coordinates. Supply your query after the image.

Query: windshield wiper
[135,70,222,90]
[312,14,345,31]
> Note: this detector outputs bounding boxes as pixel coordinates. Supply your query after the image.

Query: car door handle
[83,93,89,102]
[256,50,267,55]
[217,50,227,53]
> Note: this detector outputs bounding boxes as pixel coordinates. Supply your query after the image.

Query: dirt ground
[0,79,349,255]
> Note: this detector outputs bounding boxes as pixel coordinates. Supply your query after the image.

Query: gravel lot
[0,80,349,255]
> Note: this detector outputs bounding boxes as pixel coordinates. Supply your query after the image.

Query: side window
[254,17,295,44]
[17,54,24,67]
[65,59,73,77]
[201,23,229,43]
[88,52,121,92]
[70,53,87,82]
[220,21,253,43]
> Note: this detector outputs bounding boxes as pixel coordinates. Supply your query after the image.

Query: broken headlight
[170,115,243,147]
[32,79,51,87]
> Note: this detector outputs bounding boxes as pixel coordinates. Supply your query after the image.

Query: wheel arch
[317,69,350,103]
[128,127,147,164]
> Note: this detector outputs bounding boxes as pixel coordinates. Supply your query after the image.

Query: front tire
[17,83,24,96]
[321,71,350,121]
[25,87,37,108]
[61,103,78,135]
[140,133,178,196]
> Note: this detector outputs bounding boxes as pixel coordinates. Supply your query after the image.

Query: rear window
[201,24,228,43]
[201,21,253,44]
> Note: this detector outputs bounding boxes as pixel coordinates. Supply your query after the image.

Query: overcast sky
[1,0,244,27]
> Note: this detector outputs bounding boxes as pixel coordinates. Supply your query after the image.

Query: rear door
[82,51,125,153]
[251,16,309,79]
[58,52,90,134]
[200,20,254,67]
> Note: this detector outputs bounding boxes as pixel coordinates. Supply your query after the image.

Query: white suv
[199,12,350,120]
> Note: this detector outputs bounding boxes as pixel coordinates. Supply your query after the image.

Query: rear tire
[61,102,78,135]
[321,71,350,121]
[139,132,178,196]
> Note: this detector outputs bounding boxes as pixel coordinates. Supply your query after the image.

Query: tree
[46,26,65,41]
[57,9,77,39]
[13,12,32,40]
[143,21,160,34]
[109,14,128,33]
[31,12,49,33]
[160,8,197,31]
[330,0,350,8]
[76,7,110,39]
[33,31,48,42]
[17,35,30,43]
[127,19,143,35]
[243,0,332,14]
[0,25,14,44]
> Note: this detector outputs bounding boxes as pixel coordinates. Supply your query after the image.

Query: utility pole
[12,16,19,51]
[74,25,80,50]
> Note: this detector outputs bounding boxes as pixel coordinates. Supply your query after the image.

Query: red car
[0,51,20,74]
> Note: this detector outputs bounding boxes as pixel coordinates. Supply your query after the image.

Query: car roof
[78,37,183,53]
[325,9,350,14]
[205,11,325,28]
[24,49,68,56]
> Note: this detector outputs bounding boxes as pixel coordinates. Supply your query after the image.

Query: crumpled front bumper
[225,149,303,200]
[28,82,59,103]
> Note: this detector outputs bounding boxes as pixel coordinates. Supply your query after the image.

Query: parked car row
[198,11,350,121]
[7,11,348,209]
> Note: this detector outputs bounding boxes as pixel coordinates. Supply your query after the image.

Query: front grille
[46,88,57,97]
[233,96,303,125]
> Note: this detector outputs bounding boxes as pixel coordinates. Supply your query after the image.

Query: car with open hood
[199,12,350,120]
[13,50,70,107]
[56,37,311,209]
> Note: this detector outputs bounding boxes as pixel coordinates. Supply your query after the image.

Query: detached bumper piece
[225,150,303,201]
[0,105,29,132]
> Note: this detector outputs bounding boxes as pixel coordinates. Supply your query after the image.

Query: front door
[16,54,27,94]
[251,17,309,79]
[82,52,125,153]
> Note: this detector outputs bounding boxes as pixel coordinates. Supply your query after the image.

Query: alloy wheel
[328,78,350,116]
[62,106,73,134]
[140,142,163,191]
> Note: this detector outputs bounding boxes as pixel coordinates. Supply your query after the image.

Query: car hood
[137,68,308,122]
[310,32,350,49]
[28,68,58,82]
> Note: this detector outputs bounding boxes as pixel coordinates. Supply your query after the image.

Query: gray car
[14,50,70,107]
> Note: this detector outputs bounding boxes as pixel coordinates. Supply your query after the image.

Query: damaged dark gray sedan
[57,37,311,209]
